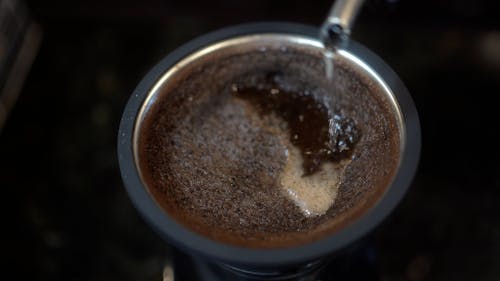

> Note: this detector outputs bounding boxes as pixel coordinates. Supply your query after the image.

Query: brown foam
[280,145,344,217]
[137,45,401,248]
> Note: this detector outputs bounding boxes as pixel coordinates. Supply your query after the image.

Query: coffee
[136,43,401,248]
[232,71,360,176]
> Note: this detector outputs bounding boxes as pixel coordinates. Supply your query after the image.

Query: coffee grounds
[232,71,359,176]
[137,46,400,248]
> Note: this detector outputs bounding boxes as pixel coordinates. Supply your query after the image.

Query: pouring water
[320,0,365,80]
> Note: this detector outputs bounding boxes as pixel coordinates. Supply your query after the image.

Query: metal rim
[117,22,421,267]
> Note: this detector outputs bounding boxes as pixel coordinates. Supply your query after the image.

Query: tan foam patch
[279,144,346,217]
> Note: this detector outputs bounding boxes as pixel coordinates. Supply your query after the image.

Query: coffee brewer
[118,1,420,280]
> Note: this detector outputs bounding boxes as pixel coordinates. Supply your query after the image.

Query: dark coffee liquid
[137,46,401,248]
[232,72,359,176]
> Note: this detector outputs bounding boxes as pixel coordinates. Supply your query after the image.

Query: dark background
[2,0,499,280]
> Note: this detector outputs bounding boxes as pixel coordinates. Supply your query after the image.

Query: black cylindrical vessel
[117,22,420,280]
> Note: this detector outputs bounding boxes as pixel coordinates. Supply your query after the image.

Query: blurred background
[1,0,499,280]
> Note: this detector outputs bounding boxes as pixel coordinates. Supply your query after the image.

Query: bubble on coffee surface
[232,72,360,216]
